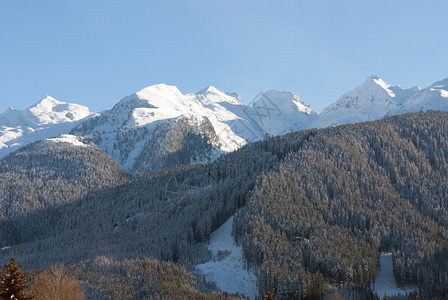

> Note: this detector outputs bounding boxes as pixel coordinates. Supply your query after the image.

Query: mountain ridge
[2,76,448,173]
[0,97,97,158]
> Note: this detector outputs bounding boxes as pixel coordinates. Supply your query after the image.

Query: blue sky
[1,0,447,114]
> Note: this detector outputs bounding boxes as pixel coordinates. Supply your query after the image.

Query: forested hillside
[1,111,448,298]
[234,111,448,298]
[0,137,129,243]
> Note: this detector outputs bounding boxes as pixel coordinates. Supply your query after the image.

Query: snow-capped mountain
[315,76,448,128]
[0,96,97,158]
[402,78,448,112]
[69,84,319,173]
[251,90,317,135]
[316,76,421,128]
[70,84,258,173]
[2,76,448,173]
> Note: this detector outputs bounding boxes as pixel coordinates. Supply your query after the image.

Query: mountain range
[2,110,448,299]
[1,76,447,173]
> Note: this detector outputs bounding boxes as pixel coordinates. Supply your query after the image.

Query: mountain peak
[359,76,397,97]
[29,95,63,110]
[196,86,243,105]
[256,90,313,115]
[137,83,182,98]
[198,85,224,95]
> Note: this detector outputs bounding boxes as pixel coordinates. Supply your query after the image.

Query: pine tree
[0,255,33,300]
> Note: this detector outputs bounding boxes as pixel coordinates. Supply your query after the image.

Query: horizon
[1,1,448,114]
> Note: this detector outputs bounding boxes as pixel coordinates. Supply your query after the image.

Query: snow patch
[195,216,258,299]
[372,253,416,297]
[431,88,448,98]
[373,78,396,97]
[45,134,88,147]
[441,89,448,98]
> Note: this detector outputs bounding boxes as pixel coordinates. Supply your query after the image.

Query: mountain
[316,76,448,128]
[3,111,448,299]
[251,90,317,136]
[0,85,316,174]
[0,96,97,158]
[2,77,448,173]
[70,84,251,173]
[316,76,421,127]
[70,84,315,174]
[402,78,448,112]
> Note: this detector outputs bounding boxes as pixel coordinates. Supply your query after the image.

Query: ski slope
[195,216,258,299]
[372,253,416,297]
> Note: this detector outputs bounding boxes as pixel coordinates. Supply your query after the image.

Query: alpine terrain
[1,77,448,299]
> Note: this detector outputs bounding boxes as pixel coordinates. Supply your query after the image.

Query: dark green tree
[0,255,33,300]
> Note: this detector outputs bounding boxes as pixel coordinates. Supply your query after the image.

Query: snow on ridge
[45,134,89,147]
[373,78,396,97]
[195,216,258,299]
[29,95,94,125]
[136,83,183,103]
[441,89,448,98]
[259,90,313,115]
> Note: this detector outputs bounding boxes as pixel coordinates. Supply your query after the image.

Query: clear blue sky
[1,0,447,114]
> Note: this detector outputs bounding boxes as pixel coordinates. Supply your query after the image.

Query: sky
[1,0,447,114]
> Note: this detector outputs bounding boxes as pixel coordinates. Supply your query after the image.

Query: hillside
[234,111,448,298]
[1,111,448,298]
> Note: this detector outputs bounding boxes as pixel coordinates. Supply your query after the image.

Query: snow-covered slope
[0,96,96,158]
[402,78,448,112]
[45,134,89,148]
[71,84,267,173]
[316,76,421,128]
[195,216,257,299]
[372,253,416,297]
[252,90,317,135]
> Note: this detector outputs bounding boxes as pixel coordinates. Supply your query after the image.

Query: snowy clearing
[372,253,416,297]
[46,134,88,147]
[195,215,258,299]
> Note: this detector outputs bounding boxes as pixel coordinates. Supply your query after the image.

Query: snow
[403,79,448,112]
[71,84,264,172]
[315,76,444,128]
[68,83,323,173]
[372,253,416,297]
[3,77,448,172]
[250,90,317,136]
[0,96,96,158]
[441,89,448,98]
[45,134,88,147]
[195,216,258,299]
[373,77,396,97]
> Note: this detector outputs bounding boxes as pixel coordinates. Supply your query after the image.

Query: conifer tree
[0,254,33,300]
